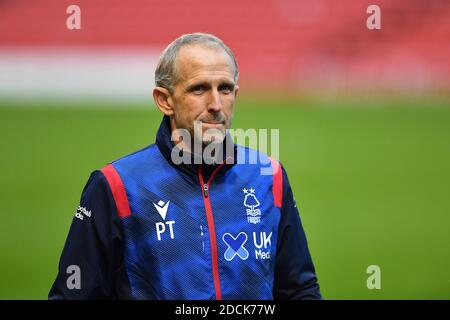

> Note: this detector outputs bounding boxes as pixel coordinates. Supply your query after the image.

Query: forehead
[175,45,235,83]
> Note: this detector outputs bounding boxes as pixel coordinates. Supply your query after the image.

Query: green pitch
[0,95,449,299]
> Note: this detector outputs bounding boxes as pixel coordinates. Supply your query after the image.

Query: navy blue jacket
[49,116,321,299]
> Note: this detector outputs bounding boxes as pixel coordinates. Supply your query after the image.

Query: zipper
[198,163,226,300]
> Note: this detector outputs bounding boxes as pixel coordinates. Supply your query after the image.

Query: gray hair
[155,33,239,93]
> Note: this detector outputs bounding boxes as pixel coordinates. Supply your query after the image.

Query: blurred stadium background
[0,0,449,299]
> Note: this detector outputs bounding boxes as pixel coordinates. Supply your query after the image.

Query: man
[49,33,321,299]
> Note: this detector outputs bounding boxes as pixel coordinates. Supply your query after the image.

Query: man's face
[169,45,238,146]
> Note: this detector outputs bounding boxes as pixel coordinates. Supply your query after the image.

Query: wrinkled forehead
[175,45,236,82]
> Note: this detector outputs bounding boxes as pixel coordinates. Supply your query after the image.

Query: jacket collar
[155,115,237,182]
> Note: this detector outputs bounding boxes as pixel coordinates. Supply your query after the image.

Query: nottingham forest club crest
[242,188,261,224]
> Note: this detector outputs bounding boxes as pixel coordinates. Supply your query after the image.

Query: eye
[191,85,206,94]
[219,84,233,94]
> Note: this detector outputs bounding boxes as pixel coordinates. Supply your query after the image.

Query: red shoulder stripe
[270,158,283,208]
[101,164,131,218]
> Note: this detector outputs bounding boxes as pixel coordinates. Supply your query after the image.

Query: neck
[169,117,233,165]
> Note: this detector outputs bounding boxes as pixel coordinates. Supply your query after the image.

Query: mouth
[202,123,225,131]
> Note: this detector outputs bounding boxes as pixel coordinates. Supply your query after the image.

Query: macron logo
[153,200,175,241]
[153,200,170,220]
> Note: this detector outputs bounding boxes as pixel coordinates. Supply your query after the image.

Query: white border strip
[0,48,160,102]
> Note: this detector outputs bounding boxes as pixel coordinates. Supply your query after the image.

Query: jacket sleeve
[273,165,322,300]
[48,170,127,299]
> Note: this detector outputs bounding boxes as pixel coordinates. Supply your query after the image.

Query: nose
[207,89,222,112]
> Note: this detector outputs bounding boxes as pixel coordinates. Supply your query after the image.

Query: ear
[234,84,239,98]
[153,87,174,116]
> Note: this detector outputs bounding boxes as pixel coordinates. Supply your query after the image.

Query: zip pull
[203,183,209,198]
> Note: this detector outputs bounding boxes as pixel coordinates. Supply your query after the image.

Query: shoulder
[97,143,167,175]
[235,144,285,177]
[110,144,159,166]
[81,170,110,198]
[83,144,160,195]
[235,144,280,168]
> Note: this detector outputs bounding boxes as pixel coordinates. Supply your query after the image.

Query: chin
[202,132,226,145]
